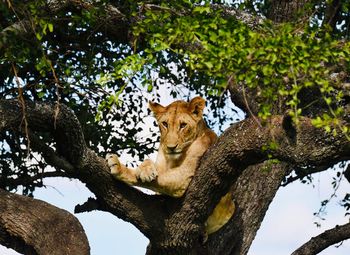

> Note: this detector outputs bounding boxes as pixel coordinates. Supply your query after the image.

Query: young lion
[106,96,234,234]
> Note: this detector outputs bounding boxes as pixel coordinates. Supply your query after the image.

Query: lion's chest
[156,167,195,197]
[154,139,207,197]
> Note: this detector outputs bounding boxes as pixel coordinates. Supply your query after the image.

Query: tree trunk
[205,162,292,255]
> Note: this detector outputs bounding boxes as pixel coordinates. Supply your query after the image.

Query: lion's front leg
[106,153,138,185]
[106,154,158,186]
[106,153,122,175]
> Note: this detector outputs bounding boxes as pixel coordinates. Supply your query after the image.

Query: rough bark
[206,162,292,255]
[146,116,349,254]
[265,0,314,23]
[0,189,89,255]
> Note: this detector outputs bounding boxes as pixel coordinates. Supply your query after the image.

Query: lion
[106,96,235,235]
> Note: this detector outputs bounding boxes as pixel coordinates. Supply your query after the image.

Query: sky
[1,93,349,255]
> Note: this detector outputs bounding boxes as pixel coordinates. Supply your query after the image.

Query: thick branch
[213,4,264,28]
[292,222,350,255]
[0,99,164,238]
[0,188,89,255]
[144,4,264,29]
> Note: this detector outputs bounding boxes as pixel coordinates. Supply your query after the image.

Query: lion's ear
[189,96,205,119]
[149,101,166,117]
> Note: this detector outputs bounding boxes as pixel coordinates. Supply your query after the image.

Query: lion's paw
[136,159,158,182]
[106,153,121,175]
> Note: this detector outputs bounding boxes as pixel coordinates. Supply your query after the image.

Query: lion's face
[149,97,206,160]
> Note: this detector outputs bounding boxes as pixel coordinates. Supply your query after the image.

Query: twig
[282,164,331,186]
[48,59,61,129]
[12,63,31,156]
[28,130,75,172]
[242,83,262,128]
[314,167,345,222]
[5,171,67,188]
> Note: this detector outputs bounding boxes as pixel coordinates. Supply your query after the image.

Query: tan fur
[106,97,235,235]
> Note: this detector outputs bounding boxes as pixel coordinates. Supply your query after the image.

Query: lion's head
[149,97,206,160]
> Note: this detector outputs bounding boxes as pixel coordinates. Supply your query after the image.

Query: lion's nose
[167,144,178,152]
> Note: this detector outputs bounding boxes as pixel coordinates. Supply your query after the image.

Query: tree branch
[75,197,100,214]
[282,164,335,186]
[4,171,67,189]
[228,81,260,116]
[28,130,74,172]
[0,21,31,51]
[322,0,342,30]
[0,99,165,238]
[0,188,90,255]
[345,163,350,183]
[291,222,350,255]
[144,3,264,29]
[265,0,314,23]
[212,4,264,28]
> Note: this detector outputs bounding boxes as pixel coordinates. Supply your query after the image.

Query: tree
[0,0,350,254]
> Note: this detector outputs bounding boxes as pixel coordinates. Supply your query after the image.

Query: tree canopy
[0,0,350,254]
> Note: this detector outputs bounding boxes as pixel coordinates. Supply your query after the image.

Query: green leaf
[35,32,42,41]
[48,23,53,32]
[38,91,45,98]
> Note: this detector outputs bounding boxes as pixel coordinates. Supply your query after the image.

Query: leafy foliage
[0,0,236,194]
[113,1,350,134]
[0,0,349,215]
[0,0,153,193]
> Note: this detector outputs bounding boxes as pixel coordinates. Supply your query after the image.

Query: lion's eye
[180,122,187,129]
[162,121,168,128]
